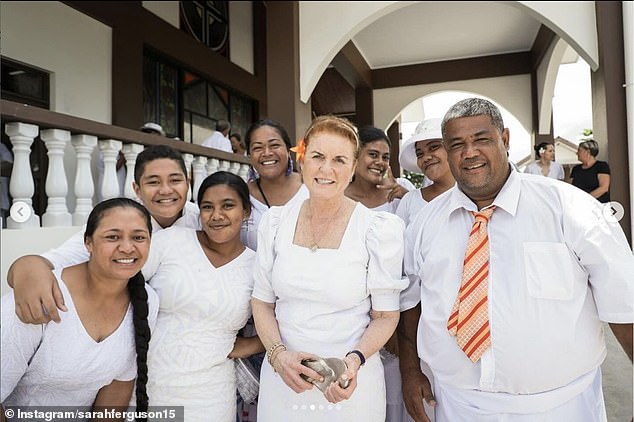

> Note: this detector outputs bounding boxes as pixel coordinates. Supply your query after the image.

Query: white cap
[140,122,165,137]
[399,118,443,173]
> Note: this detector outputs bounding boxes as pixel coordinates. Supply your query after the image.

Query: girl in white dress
[523,142,565,181]
[238,119,309,422]
[1,198,159,413]
[251,115,407,421]
[395,118,456,422]
[142,171,259,421]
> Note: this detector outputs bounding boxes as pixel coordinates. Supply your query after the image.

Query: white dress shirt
[201,131,233,153]
[403,169,633,412]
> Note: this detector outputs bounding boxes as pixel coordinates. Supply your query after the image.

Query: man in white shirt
[7,145,200,323]
[398,98,633,422]
[201,120,233,153]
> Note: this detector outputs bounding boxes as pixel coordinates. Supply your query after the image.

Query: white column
[219,159,231,172]
[192,156,208,203]
[5,122,40,228]
[98,139,123,200]
[229,161,241,176]
[206,158,220,176]
[239,163,250,181]
[71,134,97,226]
[41,129,72,227]
[122,143,144,199]
[183,153,194,202]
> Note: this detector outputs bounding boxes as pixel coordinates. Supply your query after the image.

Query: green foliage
[403,170,425,188]
[582,128,593,137]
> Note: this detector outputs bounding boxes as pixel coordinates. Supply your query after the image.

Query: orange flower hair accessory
[290,138,306,162]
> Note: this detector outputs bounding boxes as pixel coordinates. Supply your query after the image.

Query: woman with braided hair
[1,197,158,414]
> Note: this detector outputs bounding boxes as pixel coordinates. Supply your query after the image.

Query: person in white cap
[140,122,166,137]
[395,118,455,226]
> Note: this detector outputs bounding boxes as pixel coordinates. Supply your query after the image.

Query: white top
[240,184,309,251]
[524,160,565,180]
[1,269,159,407]
[201,131,233,153]
[42,201,200,269]
[142,227,255,421]
[403,170,634,410]
[395,188,429,227]
[252,201,407,421]
[365,177,416,214]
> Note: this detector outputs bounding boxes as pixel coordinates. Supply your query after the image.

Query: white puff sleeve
[251,206,283,304]
[366,211,408,311]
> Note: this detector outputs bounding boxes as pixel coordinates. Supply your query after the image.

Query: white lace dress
[252,201,407,421]
[142,226,255,422]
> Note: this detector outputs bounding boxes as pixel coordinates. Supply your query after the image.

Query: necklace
[306,201,345,252]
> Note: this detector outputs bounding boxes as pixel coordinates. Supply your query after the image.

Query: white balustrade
[122,143,144,199]
[229,161,241,176]
[238,163,250,181]
[206,158,220,176]
[40,129,72,227]
[219,159,231,172]
[5,122,40,228]
[192,156,208,203]
[98,139,123,200]
[182,153,194,202]
[71,134,97,226]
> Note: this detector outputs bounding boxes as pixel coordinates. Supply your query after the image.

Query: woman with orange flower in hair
[251,115,407,421]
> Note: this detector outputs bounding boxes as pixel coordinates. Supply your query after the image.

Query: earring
[286,157,294,176]
[247,166,259,182]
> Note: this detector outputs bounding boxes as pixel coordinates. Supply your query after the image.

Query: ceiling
[350,2,542,70]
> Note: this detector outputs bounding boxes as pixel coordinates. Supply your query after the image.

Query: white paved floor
[602,323,633,421]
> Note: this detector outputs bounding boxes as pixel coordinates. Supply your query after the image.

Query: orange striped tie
[447,206,495,362]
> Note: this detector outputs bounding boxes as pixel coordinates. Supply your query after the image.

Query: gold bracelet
[266,342,287,366]
[268,346,287,371]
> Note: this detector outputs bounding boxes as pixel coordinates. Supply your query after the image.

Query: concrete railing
[1,100,251,229]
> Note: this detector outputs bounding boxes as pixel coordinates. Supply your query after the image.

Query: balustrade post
[98,140,123,200]
[219,160,231,172]
[40,129,72,227]
[71,134,97,226]
[239,163,250,182]
[206,158,220,177]
[228,161,240,176]
[182,153,194,202]
[192,156,208,203]
[122,143,144,199]
[5,122,40,228]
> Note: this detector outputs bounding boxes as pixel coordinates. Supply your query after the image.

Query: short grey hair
[216,120,231,133]
[441,98,505,138]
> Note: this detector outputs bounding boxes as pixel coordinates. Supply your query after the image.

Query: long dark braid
[128,270,151,420]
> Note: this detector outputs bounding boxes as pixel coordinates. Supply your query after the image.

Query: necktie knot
[471,206,495,228]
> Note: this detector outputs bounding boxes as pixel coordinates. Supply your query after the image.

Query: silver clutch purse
[300,357,349,392]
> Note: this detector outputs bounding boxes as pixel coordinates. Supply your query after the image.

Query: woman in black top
[570,139,611,203]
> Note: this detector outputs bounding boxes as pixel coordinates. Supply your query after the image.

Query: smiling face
[355,140,390,184]
[199,184,249,246]
[415,139,449,182]
[248,125,290,179]
[133,158,189,228]
[302,131,357,201]
[85,207,151,281]
[443,115,510,208]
